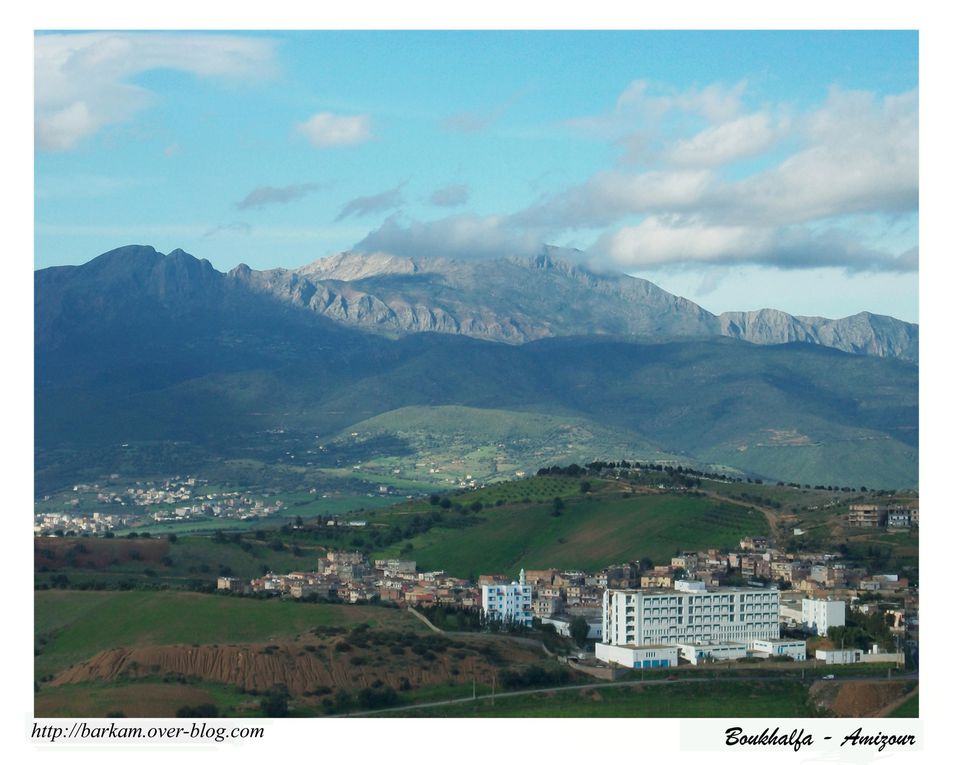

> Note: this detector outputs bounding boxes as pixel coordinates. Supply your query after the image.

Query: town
[219,528,916,671]
[34,476,286,536]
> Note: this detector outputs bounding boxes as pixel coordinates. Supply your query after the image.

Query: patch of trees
[176,704,219,718]
[498,664,572,691]
[423,605,482,631]
[259,685,290,717]
[569,616,590,647]
[827,609,895,652]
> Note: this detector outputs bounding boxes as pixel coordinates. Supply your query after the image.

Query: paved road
[337,671,915,717]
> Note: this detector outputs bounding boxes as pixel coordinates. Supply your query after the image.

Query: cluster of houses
[148,495,283,524]
[64,476,204,508]
[33,510,129,536]
[220,552,482,608]
[483,571,906,670]
[36,476,289,535]
[222,533,915,670]
[847,503,919,529]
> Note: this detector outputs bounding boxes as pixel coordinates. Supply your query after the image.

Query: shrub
[176,704,219,718]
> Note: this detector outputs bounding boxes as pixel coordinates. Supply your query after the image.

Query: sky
[34,30,919,322]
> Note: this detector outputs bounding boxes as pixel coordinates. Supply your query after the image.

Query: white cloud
[35,32,278,152]
[566,79,748,140]
[716,88,918,226]
[663,112,784,168]
[515,169,714,228]
[518,84,918,275]
[596,217,769,268]
[295,112,372,148]
[354,214,542,261]
[592,217,916,274]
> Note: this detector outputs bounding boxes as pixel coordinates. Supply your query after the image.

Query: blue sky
[34,30,918,321]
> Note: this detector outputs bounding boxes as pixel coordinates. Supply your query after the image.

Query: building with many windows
[481,569,533,628]
[601,583,781,649]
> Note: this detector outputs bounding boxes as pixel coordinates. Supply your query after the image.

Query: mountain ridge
[227,246,917,361]
[37,245,918,362]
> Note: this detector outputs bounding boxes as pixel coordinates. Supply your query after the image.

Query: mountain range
[232,246,918,362]
[34,245,919,492]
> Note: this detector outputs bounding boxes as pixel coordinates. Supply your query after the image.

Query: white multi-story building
[601,584,781,648]
[801,598,846,637]
[481,569,533,628]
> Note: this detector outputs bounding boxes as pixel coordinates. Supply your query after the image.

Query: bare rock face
[229,248,722,343]
[39,244,916,362]
[719,309,918,362]
[226,247,917,361]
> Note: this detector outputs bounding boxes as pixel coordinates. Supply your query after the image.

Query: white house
[816,648,862,664]
[481,569,533,628]
[596,643,678,669]
[802,598,846,636]
[751,639,807,661]
[677,641,747,665]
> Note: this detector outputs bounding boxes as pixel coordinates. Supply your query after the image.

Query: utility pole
[492,674,496,707]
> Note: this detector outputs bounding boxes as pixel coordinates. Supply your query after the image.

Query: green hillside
[329,405,688,484]
[700,429,918,489]
[377,492,769,577]
[34,590,423,677]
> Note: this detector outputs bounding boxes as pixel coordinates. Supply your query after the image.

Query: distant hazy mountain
[227,246,917,362]
[35,246,919,492]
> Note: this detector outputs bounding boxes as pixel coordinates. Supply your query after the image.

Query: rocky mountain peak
[296,251,425,282]
[37,244,918,363]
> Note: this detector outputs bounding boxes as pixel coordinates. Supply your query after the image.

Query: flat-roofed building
[601,586,781,649]
[596,643,678,669]
[217,576,244,592]
[802,598,846,636]
[677,641,747,665]
[751,639,807,661]
[847,504,886,528]
[533,595,563,617]
[481,569,533,628]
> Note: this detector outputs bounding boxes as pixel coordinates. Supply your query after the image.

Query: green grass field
[34,590,424,678]
[374,679,823,717]
[887,692,918,718]
[377,492,768,577]
[34,679,256,718]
